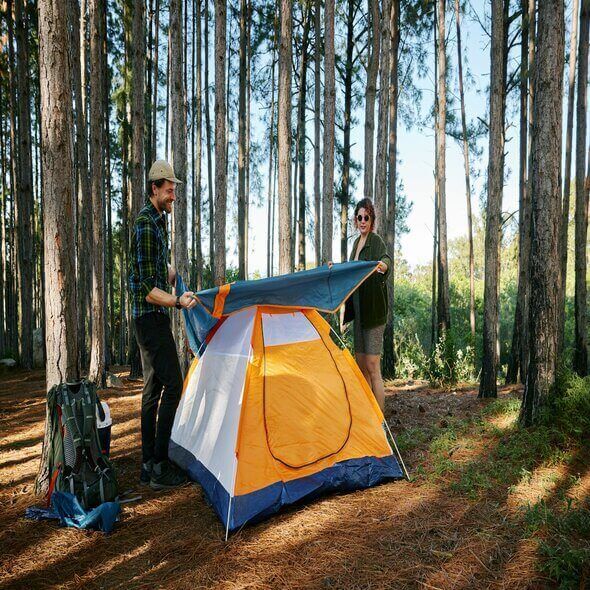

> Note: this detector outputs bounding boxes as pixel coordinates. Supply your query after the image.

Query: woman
[343,198,391,411]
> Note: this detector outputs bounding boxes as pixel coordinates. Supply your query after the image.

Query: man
[128,160,197,490]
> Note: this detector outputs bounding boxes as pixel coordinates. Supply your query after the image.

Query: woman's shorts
[353,322,385,356]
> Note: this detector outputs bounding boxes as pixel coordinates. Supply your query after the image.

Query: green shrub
[425,332,476,388]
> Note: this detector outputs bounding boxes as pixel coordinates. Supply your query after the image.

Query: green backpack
[44,380,119,509]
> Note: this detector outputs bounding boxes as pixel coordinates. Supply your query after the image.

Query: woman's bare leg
[355,352,371,385]
[364,354,385,411]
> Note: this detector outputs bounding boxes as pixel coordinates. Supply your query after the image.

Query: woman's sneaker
[140,459,153,486]
[149,460,188,491]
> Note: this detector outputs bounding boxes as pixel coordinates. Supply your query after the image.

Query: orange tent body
[170,306,405,535]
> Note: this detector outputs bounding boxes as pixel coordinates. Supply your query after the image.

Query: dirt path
[0,368,555,589]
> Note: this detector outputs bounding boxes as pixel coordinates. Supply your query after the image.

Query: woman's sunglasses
[356,214,370,222]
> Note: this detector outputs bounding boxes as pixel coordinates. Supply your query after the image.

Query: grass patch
[523,498,590,589]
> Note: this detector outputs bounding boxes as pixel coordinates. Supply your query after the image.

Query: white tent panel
[261,311,320,347]
[171,307,255,493]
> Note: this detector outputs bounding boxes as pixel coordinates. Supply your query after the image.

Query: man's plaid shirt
[128,200,170,319]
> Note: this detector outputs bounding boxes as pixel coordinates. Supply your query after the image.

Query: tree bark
[383,0,399,379]
[506,0,531,384]
[277,0,292,274]
[152,0,160,160]
[363,0,380,203]
[194,0,203,290]
[374,0,390,229]
[454,0,475,341]
[479,0,505,399]
[204,0,214,276]
[214,0,227,285]
[130,0,146,217]
[520,0,564,425]
[435,0,451,335]
[313,0,321,266]
[238,0,247,279]
[37,0,79,492]
[558,0,579,356]
[170,0,189,371]
[14,0,34,369]
[70,0,92,370]
[88,0,106,387]
[298,8,311,271]
[321,0,335,265]
[340,0,354,264]
[267,45,277,278]
[574,0,590,376]
[0,91,6,355]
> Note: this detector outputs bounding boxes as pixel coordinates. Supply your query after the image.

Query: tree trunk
[152,0,160,160]
[321,0,335,265]
[507,0,531,384]
[558,0,579,356]
[277,0,292,274]
[130,0,146,218]
[214,0,227,285]
[313,0,321,266]
[267,45,277,278]
[520,0,564,425]
[520,0,536,384]
[0,93,6,356]
[194,0,203,290]
[88,0,106,387]
[363,0,380,203]
[298,8,311,271]
[238,0,247,280]
[204,0,214,276]
[170,0,189,371]
[435,0,451,335]
[147,0,154,167]
[245,2,251,278]
[374,0,390,229]
[6,0,19,359]
[454,0,475,341]
[340,0,354,264]
[574,0,590,376]
[479,0,505,399]
[37,0,79,493]
[14,0,34,369]
[70,0,91,371]
[382,0,399,380]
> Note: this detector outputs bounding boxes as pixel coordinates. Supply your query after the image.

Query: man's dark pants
[133,312,183,464]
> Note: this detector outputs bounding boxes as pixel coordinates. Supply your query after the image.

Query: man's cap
[147,160,183,184]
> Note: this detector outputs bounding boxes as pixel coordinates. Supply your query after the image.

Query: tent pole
[225,495,232,541]
[384,420,410,481]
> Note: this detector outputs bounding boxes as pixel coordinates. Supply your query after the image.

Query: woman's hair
[354,198,376,231]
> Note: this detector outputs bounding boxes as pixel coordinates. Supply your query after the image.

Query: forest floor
[0,367,588,589]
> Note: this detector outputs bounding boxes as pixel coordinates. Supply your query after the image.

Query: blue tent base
[170,441,403,534]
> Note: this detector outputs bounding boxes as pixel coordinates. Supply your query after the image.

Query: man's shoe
[140,459,153,486]
[149,460,188,491]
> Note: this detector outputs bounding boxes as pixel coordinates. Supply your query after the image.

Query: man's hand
[376,261,388,274]
[179,291,197,309]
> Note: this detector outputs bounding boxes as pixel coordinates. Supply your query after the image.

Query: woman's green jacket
[343,231,392,329]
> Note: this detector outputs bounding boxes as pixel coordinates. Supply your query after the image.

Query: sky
[243,0,521,276]
[153,0,577,279]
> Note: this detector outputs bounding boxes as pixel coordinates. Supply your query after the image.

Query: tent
[170,262,408,536]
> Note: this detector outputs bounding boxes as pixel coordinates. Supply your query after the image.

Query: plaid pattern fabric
[128,200,170,319]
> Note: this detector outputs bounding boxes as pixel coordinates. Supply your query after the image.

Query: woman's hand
[376,261,388,274]
[327,261,334,269]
